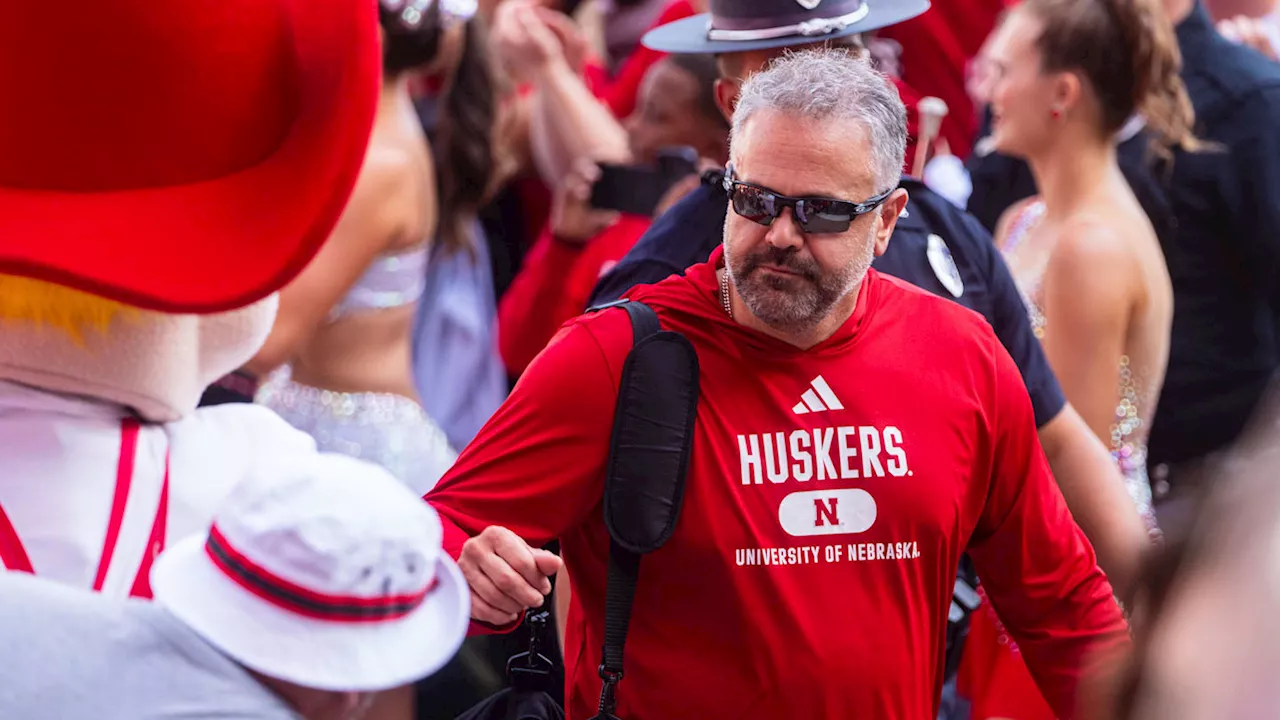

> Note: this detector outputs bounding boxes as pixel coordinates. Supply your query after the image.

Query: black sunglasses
[721,165,893,235]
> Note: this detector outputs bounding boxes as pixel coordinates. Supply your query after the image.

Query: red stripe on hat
[205,525,435,623]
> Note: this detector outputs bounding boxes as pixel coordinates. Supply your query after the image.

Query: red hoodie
[595,0,696,120]
[426,247,1128,720]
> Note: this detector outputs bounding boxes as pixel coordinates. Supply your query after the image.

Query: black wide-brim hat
[643,0,931,55]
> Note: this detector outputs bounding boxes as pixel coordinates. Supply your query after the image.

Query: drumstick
[912,96,950,178]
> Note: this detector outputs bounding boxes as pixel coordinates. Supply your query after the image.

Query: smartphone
[589,146,700,216]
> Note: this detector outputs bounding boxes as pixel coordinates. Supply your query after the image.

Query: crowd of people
[1,0,1280,718]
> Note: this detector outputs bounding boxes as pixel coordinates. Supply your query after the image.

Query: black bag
[456,300,699,720]
[453,609,566,720]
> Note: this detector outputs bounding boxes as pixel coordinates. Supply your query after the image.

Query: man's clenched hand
[459,526,563,625]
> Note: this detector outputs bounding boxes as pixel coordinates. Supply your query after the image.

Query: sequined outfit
[957,199,1159,719]
[258,247,457,495]
[329,247,429,321]
[998,200,1156,529]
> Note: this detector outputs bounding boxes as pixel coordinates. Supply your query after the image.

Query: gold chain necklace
[719,267,734,320]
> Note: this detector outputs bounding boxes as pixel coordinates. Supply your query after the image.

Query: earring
[1051,107,1063,120]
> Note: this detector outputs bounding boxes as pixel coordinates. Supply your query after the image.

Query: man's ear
[873,188,910,256]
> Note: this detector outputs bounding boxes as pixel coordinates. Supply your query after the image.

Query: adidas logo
[792,375,844,415]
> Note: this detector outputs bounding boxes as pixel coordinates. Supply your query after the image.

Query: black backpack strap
[587,299,699,719]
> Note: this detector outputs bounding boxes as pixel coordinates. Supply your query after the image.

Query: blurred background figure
[1091,385,1280,720]
[1206,0,1280,58]
[249,0,479,495]
[497,51,727,378]
[962,0,1280,545]
[958,0,1197,715]
[877,0,1014,160]
[1146,0,1280,532]
[988,0,1190,533]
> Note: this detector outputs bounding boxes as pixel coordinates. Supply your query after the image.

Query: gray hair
[730,48,907,192]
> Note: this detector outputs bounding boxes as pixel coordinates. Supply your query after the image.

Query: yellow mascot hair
[0,274,138,345]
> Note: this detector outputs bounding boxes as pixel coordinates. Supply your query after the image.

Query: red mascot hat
[0,1,380,314]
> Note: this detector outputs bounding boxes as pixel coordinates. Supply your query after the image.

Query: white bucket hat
[150,452,470,692]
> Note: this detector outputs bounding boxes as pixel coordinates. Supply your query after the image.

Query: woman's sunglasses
[721,165,893,235]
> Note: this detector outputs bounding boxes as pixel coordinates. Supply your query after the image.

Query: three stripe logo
[792,375,844,415]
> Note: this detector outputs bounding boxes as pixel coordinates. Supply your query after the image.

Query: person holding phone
[496,52,728,378]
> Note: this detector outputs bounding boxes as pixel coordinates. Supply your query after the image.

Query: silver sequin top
[329,246,429,321]
[1000,200,1157,531]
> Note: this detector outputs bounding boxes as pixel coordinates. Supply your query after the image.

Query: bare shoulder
[1042,215,1133,307]
[350,133,435,248]
[1051,214,1133,275]
[359,139,419,198]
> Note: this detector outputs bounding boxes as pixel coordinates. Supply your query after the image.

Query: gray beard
[723,226,876,331]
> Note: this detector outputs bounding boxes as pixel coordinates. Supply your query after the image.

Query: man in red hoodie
[425,48,1127,720]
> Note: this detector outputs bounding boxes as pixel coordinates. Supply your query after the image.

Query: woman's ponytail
[1116,0,1203,156]
[434,16,501,257]
[1134,0,1202,158]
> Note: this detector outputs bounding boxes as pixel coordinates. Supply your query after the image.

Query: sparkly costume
[258,247,457,496]
[328,247,430,321]
[998,200,1157,529]
[959,199,1158,718]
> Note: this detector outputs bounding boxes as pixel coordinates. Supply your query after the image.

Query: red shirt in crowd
[427,246,1127,720]
[879,0,1014,159]
[593,0,697,120]
[497,215,653,377]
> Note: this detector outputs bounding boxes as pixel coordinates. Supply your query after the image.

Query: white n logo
[814,497,840,527]
[779,489,877,537]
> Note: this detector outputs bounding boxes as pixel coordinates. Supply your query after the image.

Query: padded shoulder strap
[590,299,699,719]
[603,301,697,553]
[621,300,661,342]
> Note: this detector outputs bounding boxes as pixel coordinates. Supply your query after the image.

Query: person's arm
[553,565,571,652]
[979,208,1146,596]
[967,330,1130,720]
[1036,404,1146,600]
[530,63,631,185]
[526,9,631,185]
[244,154,413,375]
[425,310,631,630]
[489,1,628,187]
